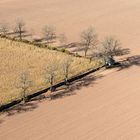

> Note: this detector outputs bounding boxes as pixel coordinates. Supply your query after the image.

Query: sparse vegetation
[61,56,73,84]
[81,27,98,57]
[0,38,102,106]
[17,71,32,102]
[96,36,121,63]
[0,23,9,37]
[59,33,67,46]
[44,59,59,92]
[14,19,26,40]
[0,19,125,108]
[42,25,57,46]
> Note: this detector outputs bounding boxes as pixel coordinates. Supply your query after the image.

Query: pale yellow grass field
[0,38,102,105]
[0,0,140,140]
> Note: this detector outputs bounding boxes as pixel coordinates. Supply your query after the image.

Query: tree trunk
[85,49,87,57]
[19,31,22,40]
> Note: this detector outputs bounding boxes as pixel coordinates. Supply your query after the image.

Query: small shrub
[60,48,70,54]
[51,47,58,50]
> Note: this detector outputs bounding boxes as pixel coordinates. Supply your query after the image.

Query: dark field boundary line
[0,65,105,112]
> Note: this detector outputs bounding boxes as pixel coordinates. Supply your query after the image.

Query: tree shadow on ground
[5,31,32,40]
[2,73,103,117]
[57,42,85,54]
[67,42,85,53]
[1,48,134,117]
[57,42,80,49]
[118,55,140,71]
[3,102,38,117]
[50,74,103,100]
[31,74,104,101]
[115,48,130,56]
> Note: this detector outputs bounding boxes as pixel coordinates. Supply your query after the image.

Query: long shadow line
[1,54,139,120]
[118,55,140,71]
[0,65,105,112]
[0,72,104,119]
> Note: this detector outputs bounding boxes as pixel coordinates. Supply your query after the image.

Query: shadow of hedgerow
[118,55,140,71]
[49,74,103,100]
[2,73,103,117]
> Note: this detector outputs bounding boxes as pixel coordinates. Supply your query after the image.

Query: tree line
[0,19,123,62]
[0,19,126,103]
[17,55,73,102]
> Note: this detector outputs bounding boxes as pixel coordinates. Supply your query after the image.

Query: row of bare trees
[80,26,124,66]
[18,56,73,102]
[80,27,121,58]
[0,19,127,105]
[0,19,67,46]
[0,19,26,40]
[0,19,123,64]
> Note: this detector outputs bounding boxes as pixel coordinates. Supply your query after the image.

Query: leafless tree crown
[61,56,73,83]
[43,25,56,45]
[101,36,121,58]
[59,33,67,46]
[14,19,25,40]
[44,59,59,91]
[0,23,9,36]
[81,27,98,56]
[17,71,32,100]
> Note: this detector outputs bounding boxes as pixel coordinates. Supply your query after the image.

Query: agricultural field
[0,0,140,140]
[0,37,102,105]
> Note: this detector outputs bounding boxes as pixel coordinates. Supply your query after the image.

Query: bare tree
[14,19,25,40]
[0,23,9,37]
[81,27,98,57]
[17,71,32,102]
[42,25,56,46]
[61,56,72,84]
[98,36,121,63]
[44,60,59,92]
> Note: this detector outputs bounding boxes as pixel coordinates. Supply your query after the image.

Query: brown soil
[0,0,140,139]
